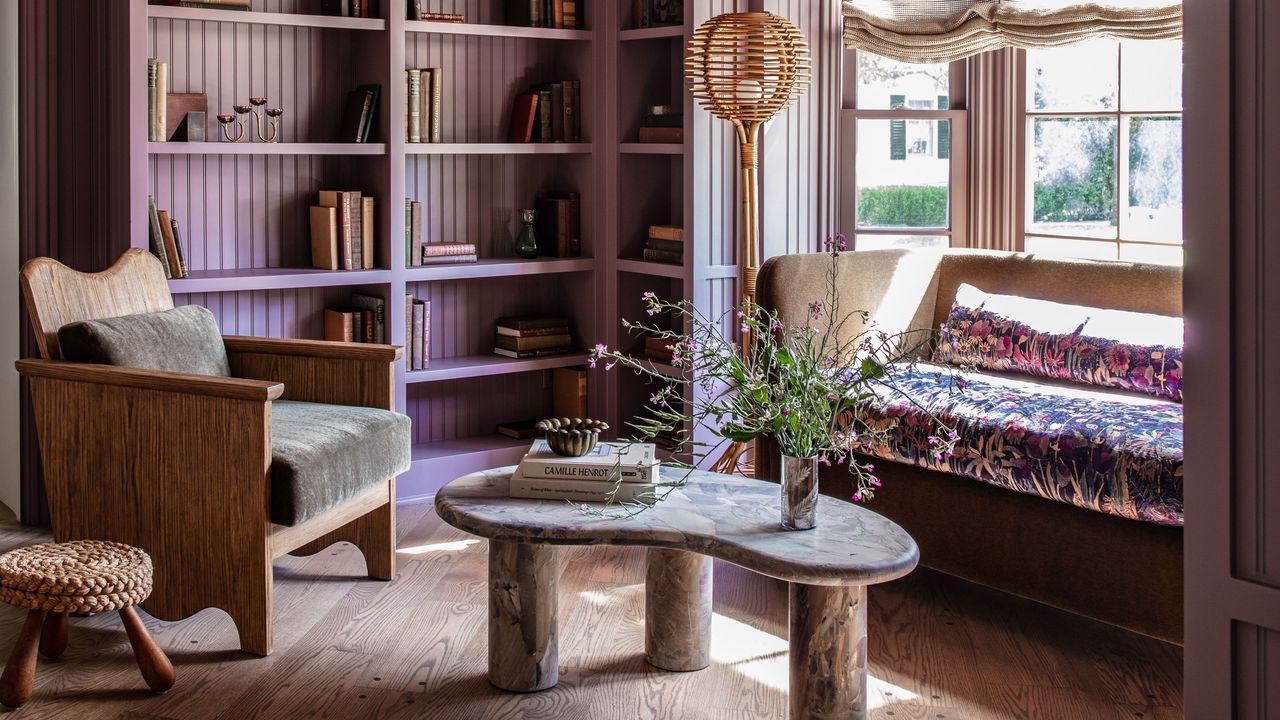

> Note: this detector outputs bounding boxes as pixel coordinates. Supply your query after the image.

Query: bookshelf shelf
[404,257,594,282]
[407,435,531,488]
[146,6,387,31]
[168,267,392,294]
[620,142,683,155]
[405,352,590,384]
[616,258,686,279]
[619,26,685,41]
[405,142,592,155]
[148,142,387,156]
[405,20,591,41]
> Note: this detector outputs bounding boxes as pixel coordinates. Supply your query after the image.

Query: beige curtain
[842,0,1181,63]
[967,48,1023,251]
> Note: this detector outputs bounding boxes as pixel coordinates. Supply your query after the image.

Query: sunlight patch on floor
[397,539,481,555]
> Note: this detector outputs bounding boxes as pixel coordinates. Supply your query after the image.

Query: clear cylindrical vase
[780,454,819,530]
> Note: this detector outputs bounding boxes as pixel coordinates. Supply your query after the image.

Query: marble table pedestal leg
[644,548,712,671]
[788,583,868,720]
[488,540,559,692]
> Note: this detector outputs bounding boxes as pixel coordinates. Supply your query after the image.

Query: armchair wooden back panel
[20,249,175,360]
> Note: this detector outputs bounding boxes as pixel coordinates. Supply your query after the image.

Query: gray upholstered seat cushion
[270,400,411,526]
[57,305,230,376]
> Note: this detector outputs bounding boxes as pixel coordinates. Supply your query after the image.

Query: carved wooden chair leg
[119,606,175,693]
[0,609,47,708]
[39,611,68,660]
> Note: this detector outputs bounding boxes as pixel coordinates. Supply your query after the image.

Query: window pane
[1125,115,1183,243]
[1030,117,1118,238]
[1027,38,1119,111]
[856,53,949,110]
[1119,243,1183,266]
[856,119,951,229]
[1025,235,1118,261]
[855,234,949,250]
[1121,40,1182,111]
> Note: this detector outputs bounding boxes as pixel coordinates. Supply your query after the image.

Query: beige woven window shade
[842,0,1182,63]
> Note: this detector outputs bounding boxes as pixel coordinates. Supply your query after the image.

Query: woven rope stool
[0,540,175,707]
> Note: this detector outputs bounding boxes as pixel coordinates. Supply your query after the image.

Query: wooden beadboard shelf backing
[123,0,747,499]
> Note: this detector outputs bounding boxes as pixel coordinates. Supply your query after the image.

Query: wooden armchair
[15,250,405,656]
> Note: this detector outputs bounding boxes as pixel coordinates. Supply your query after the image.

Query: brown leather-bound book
[318,191,354,270]
[324,308,354,342]
[493,333,572,352]
[168,217,189,278]
[309,205,339,270]
[638,126,683,143]
[361,196,375,269]
[648,224,683,241]
[507,93,539,143]
[553,367,587,418]
[423,242,477,257]
[155,210,183,279]
[427,69,443,143]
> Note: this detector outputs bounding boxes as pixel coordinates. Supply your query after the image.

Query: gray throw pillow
[58,305,230,377]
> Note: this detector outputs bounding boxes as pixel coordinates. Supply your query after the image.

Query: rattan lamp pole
[686,12,811,474]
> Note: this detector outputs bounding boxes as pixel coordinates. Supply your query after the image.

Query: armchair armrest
[15,358,284,401]
[222,336,400,410]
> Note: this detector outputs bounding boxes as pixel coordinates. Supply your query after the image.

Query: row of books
[535,192,583,257]
[506,81,582,143]
[638,105,683,144]
[324,292,386,344]
[150,0,251,10]
[506,0,584,29]
[495,367,587,439]
[403,198,478,266]
[509,440,661,504]
[407,3,462,22]
[642,224,683,264]
[632,0,683,28]
[310,190,376,270]
[321,0,379,17]
[405,294,431,370]
[146,59,170,142]
[495,315,573,359]
[339,85,381,143]
[405,69,443,143]
[146,196,190,279]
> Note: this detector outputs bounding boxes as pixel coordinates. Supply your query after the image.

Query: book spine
[417,254,477,265]
[146,196,172,278]
[362,196,375,270]
[519,461,655,483]
[557,198,570,257]
[645,238,684,253]
[422,300,430,369]
[411,201,423,266]
[537,90,552,142]
[169,218,189,278]
[530,0,541,27]
[339,193,353,270]
[567,192,580,256]
[496,325,569,337]
[406,69,422,142]
[349,192,363,271]
[404,198,412,268]
[156,210,183,278]
[643,248,683,264]
[428,68,443,143]
[648,225,684,241]
[562,81,575,145]
[571,80,581,142]
[550,82,564,142]
[411,301,425,370]
[404,294,414,370]
[147,59,158,142]
[155,61,168,142]
[509,477,656,504]
[422,243,478,257]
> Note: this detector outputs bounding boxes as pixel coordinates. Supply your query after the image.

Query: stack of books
[632,0,683,28]
[404,68,443,143]
[638,105,683,144]
[643,225,683,264]
[407,3,463,21]
[405,295,431,370]
[320,0,377,16]
[494,316,573,359]
[146,196,189,279]
[506,81,581,143]
[535,192,582,257]
[324,293,386,343]
[509,440,661,504]
[338,84,380,143]
[403,198,477,266]
[643,333,676,364]
[506,0,585,29]
[311,190,376,271]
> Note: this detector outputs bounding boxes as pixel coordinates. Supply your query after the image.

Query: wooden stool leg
[118,606,175,693]
[39,612,68,660]
[0,609,46,708]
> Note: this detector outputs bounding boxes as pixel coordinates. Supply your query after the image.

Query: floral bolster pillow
[931,283,1184,401]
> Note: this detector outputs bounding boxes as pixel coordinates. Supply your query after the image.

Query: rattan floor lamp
[685,12,811,475]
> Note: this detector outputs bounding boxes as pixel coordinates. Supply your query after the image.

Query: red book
[506,94,539,143]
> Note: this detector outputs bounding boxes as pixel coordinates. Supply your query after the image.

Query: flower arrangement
[590,234,960,514]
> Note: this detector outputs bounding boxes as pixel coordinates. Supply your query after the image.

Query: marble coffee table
[434,467,919,720]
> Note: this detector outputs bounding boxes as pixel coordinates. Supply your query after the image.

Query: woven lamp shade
[685,12,812,127]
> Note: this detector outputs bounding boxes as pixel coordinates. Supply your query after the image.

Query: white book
[508,470,657,505]
[519,440,659,483]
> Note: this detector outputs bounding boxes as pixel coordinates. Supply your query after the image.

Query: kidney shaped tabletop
[434,467,919,587]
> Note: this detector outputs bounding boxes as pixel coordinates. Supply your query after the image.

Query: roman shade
[842,0,1183,63]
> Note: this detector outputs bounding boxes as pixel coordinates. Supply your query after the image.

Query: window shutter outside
[890,94,906,160]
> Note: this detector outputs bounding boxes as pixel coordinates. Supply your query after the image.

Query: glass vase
[514,208,540,258]
[780,454,819,530]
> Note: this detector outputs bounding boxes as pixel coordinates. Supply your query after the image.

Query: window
[1024,38,1183,265]
[841,53,967,250]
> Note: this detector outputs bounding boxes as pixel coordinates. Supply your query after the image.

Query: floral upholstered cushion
[852,362,1183,526]
[931,284,1184,401]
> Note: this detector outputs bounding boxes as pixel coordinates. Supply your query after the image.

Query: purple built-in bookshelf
[119,0,746,500]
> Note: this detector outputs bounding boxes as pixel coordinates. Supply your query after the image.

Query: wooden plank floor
[0,502,1182,719]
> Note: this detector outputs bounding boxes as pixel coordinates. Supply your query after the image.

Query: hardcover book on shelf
[493,333,572,352]
[318,190,358,270]
[534,192,581,257]
[638,126,683,144]
[411,299,427,370]
[644,334,675,363]
[422,242,476,257]
[309,205,339,270]
[146,196,172,278]
[509,470,657,504]
[418,254,478,265]
[349,293,386,344]
[320,0,378,17]
[155,210,183,278]
[493,315,571,359]
[426,69,442,143]
[519,439,660,483]
[147,59,167,142]
[406,69,422,143]
[361,196,376,269]
[507,94,539,143]
[495,420,542,439]
[324,308,355,342]
[649,224,683,241]
[407,2,465,22]
[168,218,190,278]
[493,346,573,359]
[552,367,588,417]
[339,85,380,143]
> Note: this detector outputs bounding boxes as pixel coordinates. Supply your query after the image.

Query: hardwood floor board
[0,506,1181,720]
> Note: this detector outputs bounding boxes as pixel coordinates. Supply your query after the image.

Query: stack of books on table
[638,105,683,144]
[509,440,661,504]
[643,225,683,264]
[310,190,376,270]
[494,316,573,358]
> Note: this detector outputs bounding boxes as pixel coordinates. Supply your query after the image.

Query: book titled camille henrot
[520,439,660,483]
